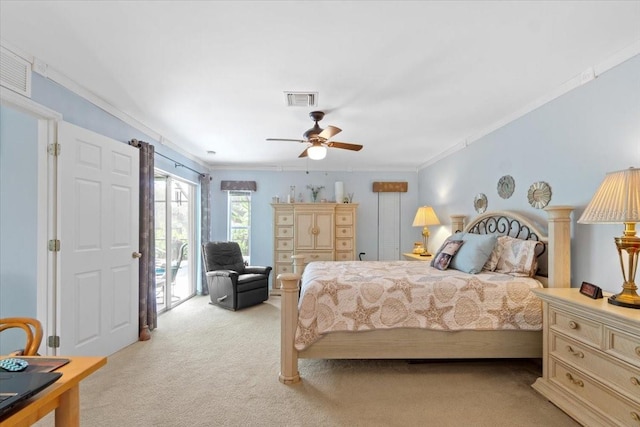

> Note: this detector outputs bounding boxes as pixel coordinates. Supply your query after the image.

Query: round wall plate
[527,181,552,209]
[474,193,488,213]
[497,175,515,199]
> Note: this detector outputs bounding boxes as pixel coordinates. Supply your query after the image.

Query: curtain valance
[220,181,257,191]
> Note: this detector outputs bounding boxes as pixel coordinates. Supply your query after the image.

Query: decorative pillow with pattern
[432,240,465,271]
[483,237,504,271]
[494,235,541,277]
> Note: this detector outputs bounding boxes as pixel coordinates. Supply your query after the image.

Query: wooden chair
[0,317,43,356]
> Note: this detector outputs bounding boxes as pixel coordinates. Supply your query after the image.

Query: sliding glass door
[155,172,196,312]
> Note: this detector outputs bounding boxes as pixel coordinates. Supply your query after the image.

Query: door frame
[1,89,61,355]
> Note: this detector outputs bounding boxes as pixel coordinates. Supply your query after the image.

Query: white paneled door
[377,192,401,260]
[57,121,139,356]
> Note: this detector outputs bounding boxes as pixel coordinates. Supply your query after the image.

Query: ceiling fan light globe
[307,145,327,160]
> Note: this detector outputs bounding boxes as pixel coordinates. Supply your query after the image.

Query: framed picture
[579,281,603,299]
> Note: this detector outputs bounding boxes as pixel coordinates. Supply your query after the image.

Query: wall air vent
[0,46,31,98]
[285,92,318,107]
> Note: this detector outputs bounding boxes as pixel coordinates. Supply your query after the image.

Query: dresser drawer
[276,212,294,226]
[276,239,293,251]
[550,359,640,427]
[336,238,353,251]
[550,307,602,348]
[335,251,354,261]
[335,212,353,225]
[276,263,293,276]
[606,326,640,369]
[299,251,334,263]
[552,332,640,401]
[336,226,353,238]
[275,251,293,263]
[276,226,293,238]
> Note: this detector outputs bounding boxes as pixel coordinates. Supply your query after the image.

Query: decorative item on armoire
[289,186,295,203]
[307,185,324,202]
[527,181,552,209]
[335,181,344,204]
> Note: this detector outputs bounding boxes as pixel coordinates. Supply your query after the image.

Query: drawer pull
[631,377,640,387]
[566,346,584,358]
[565,373,584,387]
[568,321,578,329]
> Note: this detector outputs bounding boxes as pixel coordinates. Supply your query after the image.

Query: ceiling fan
[266,111,363,160]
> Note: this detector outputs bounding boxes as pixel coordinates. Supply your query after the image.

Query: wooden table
[402,252,433,261]
[0,356,106,427]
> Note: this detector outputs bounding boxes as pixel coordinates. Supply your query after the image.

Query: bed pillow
[494,235,541,277]
[431,240,464,271]
[447,233,498,274]
[482,238,504,271]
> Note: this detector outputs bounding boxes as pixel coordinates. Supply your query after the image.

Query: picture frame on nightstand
[579,281,603,299]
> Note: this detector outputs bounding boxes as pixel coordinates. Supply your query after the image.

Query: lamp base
[608,293,640,309]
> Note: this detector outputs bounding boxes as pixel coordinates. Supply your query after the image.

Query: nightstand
[402,253,432,261]
[532,288,640,427]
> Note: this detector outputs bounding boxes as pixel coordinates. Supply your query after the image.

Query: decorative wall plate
[497,175,515,199]
[474,193,488,213]
[527,181,552,209]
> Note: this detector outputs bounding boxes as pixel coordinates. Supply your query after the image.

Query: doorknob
[132,252,142,259]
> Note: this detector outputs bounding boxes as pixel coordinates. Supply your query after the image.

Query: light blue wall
[209,170,419,269]
[417,55,640,293]
[0,105,39,352]
[31,74,205,183]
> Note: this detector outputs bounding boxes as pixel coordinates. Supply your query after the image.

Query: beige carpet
[35,296,579,427]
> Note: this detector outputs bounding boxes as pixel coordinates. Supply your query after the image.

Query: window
[227,191,251,261]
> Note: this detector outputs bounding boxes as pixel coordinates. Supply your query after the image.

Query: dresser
[271,203,358,294]
[532,288,640,426]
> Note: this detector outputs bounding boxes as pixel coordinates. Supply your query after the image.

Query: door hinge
[47,335,60,348]
[48,239,60,251]
[48,143,61,156]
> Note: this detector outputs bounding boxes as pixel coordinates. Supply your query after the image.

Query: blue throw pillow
[448,232,498,274]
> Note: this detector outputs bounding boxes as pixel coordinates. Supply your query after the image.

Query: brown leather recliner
[201,241,271,310]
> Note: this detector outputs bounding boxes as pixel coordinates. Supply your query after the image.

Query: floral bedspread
[295,261,544,350]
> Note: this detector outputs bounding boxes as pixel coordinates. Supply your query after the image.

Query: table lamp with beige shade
[578,166,640,309]
[412,206,440,256]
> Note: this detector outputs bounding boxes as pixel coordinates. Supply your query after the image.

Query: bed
[278,206,573,384]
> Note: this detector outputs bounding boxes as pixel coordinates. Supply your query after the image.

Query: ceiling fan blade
[298,148,309,158]
[318,125,341,140]
[266,138,306,143]
[327,141,363,151]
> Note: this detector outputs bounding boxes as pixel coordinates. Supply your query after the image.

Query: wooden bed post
[291,254,305,275]
[450,215,466,233]
[278,272,301,384]
[544,206,573,289]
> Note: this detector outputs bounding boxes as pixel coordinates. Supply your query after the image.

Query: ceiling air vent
[285,92,318,107]
[0,46,31,98]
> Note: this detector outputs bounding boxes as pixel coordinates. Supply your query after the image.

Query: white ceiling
[1,1,639,171]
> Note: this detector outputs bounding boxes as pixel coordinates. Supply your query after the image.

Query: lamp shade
[412,206,440,227]
[578,167,640,224]
[307,144,327,160]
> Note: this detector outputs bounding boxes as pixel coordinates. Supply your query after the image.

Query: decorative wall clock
[497,175,515,199]
[527,181,552,209]
[474,193,488,213]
